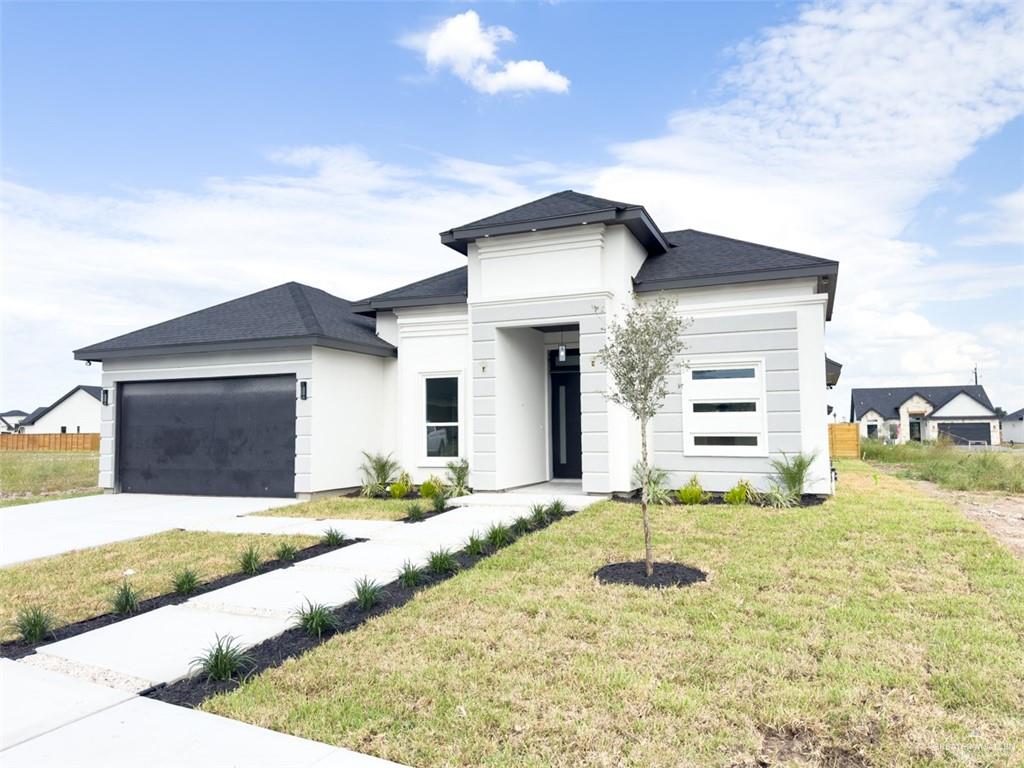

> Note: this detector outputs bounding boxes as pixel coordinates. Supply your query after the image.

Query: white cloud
[400,10,569,95]
[957,185,1024,245]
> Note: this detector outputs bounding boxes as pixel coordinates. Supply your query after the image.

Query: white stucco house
[74,191,839,498]
[850,385,1001,445]
[1002,408,1024,445]
[17,385,102,435]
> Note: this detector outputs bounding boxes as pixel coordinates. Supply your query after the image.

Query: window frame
[422,372,462,466]
[684,358,768,457]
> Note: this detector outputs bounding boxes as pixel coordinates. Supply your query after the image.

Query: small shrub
[631,462,673,505]
[676,476,710,505]
[769,452,816,497]
[723,480,756,506]
[190,634,253,682]
[13,606,55,644]
[760,483,798,509]
[321,527,348,546]
[431,492,448,515]
[406,502,426,522]
[389,481,409,499]
[359,451,401,498]
[293,600,339,638]
[427,548,459,574]
[397,560,423,587]
[546,499,567,518]
[445,458,471,497]
[529,503,549,527]
[274,542,299,562]
[172,568,201,596]
[486,523,512,550]
[108,580,142,615]
[511,517,531,536]
[419,475,445,499]
[238,543,263,574]
[464,532,487,556]
[354,576,385,611]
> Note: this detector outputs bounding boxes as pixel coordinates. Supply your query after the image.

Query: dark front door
[117,376,296,497]
[549,349,582,479]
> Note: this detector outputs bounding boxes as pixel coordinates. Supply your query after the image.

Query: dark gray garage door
[937,422,991,445]
[118,376,296,497]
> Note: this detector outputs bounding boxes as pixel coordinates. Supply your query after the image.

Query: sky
[2,0,1023,418]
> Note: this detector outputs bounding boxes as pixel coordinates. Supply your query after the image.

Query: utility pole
[973,364,978,385]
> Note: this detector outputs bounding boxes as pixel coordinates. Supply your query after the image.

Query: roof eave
[349,294,467,317]
[634,262,839,319]
[440,207,669,256]
[74,334,396,362]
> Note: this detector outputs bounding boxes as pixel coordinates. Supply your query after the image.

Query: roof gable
[20,385,102,426]
[75,283,395,361]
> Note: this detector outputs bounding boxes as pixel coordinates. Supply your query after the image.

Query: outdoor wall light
[102,389,109,406]
[300,381,308,400]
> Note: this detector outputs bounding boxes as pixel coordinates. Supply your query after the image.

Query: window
[866,423,878,438]
[425,377,459,458]
[692,368,755,380]
[693,402,756,413]
[694,435,758,446]
[76,426,81,434]
[684,360,766,456]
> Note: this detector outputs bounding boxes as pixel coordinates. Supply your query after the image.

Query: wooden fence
[828,423,860,459]
[0,433,100,451]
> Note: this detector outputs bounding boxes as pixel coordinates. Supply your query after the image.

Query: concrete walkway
[1,488,600,765]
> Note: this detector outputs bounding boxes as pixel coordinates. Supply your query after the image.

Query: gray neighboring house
[850,385,1001,445]
[75,190,840,499]
[1002,407,1024,445]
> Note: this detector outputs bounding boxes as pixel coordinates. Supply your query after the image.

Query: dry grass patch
[0,530,317,642]
[0,451,99,501]
[255,496,409,521]
[206,461,1024,767]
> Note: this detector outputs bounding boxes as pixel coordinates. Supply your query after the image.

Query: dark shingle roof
[351,266,467,315]
[634,229,839,318]
[1004,407,1024,421]
[825,357,842,387]
[441,190,668,256]
[850,386,994,422]
[453,190,640,230]
[75,283,395,361]
[0,410,28,418]
[19,385,102,426]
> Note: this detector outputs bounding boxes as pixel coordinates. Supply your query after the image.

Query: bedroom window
[425,376,459,458]
[685,361,766,456]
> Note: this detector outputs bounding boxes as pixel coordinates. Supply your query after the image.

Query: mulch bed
[0,538,364,660]
[146,510,577,709]
[594,561,708,589]
[613,492,828,508]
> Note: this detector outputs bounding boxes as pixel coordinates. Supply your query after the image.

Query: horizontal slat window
[694,435,758,447]
[693,402,756,413]
[692,368,756,380]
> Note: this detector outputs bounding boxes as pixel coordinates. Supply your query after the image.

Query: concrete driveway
[0,493,297,566]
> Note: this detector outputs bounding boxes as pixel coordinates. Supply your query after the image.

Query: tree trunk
[640,417,653,578]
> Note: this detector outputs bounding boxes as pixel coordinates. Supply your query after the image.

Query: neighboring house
[850,385,1001,445]
[74,190,839,499]
[18,385,102,435]
[0,410,29,433]
[1002,408,1024,445]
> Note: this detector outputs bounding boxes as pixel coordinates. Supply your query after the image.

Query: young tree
[599,296,688,577]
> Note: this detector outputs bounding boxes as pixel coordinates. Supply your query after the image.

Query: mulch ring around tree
[594,561,708,589]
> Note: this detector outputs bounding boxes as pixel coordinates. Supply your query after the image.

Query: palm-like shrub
[427,548,459,574]
[676,476,710,505]
[631,462,673,505]
[172,568,201,596]
[406,502,426,522]
[293,600,339,638]
[529,503,549,527]
[486,523,512,550]
[397,560,423,587]
[109,580,142,615]
[464,533,487,556]
[238,543,262,574]
[418,475,445,499]
[359,452,402,498]
[13,606,56,644]
[769,452,816,498]
[274,542,299,562]
[760,483,799,509]
[354,577,385,610]
[191,634,253,682]
[431,493,448,515]
[445,459,471,497]
[723,480,756,506]
[321,527,348,546]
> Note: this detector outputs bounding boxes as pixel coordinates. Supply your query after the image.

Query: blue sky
[2,1,1022,413]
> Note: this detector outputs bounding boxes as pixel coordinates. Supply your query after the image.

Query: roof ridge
[288,283,325,336]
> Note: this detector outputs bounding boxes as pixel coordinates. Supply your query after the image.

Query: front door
[549,349,582,478]
[909,417,922,442]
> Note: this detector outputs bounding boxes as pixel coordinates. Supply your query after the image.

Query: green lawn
[0,530,318,643]
[0,451,100,503]
[254,495,411,521]
[206,460,1024,767]
[861,439,1024,493]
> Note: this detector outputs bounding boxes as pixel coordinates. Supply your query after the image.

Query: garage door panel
[118,377,296,497]
[936,422,991,445]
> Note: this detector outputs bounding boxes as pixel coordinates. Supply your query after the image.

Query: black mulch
[146,510,577,709]
[594,561,708,589]
[0,539,364,660]
[613,492,827,508]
